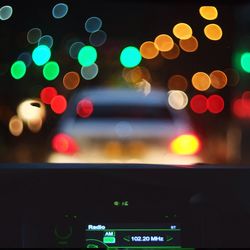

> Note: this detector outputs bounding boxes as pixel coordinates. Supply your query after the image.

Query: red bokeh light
[77,99,94,118]
[52,133,79,155]
[190,95,207,114]
[232,98,250,119]
[207,95,224,114]
[40,87,58,105]
[51,95,67,114]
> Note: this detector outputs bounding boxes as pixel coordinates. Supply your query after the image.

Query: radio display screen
[85,223,181,248]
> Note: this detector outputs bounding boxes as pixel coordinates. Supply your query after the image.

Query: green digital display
[85,223,181,249]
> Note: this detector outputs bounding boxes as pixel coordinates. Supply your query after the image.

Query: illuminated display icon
[113,201,129,207]
[103,231,116,244]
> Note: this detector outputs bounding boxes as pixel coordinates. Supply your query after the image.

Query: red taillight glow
[52,133,79,155]
[169,134,201,155]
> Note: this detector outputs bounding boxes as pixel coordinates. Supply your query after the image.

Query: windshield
[0,1,248,165]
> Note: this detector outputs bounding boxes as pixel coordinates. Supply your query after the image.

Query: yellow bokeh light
[161,43,180,60]
[179,36,199,53]
[9,116,23,137]
[199,6,218,20]
[154,34,174,52]
[210,70,228,89]
[168,75,188,91]
[170,134,200,155]
[204,24,223,41]
[173,23,193,40]
[192,72,211,91]
[140,41,159,59]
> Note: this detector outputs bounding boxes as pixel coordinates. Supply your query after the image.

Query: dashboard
[0,164,250,248]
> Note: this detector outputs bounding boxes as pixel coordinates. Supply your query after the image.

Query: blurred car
[48,88,203,164]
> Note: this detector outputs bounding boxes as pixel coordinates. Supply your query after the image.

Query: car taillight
[52,133,79,155]
[169,134,201,155]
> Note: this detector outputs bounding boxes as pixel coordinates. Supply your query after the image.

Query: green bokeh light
[11,61,26,80]
[120,46,142,68]
[32,45,51,66]
[241,52,250,73]
[78,46,97,67]
[43,61,60,81]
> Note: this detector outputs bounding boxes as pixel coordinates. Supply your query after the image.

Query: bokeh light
[32,45,51,66]
[168,90,188,110]
[52,3,69,19]
[232,98,250,119]
[89,30,107,47]
[199,6,218,20]
[135,79,151,96]
[11,61,26,80]
[17,52,32,67]
[43,61,60,81]
[207,95,224,114]
[120,46,142,68]
[69,42,85,59]
[52,133,78,155]
[210,70,228,89]
[190,95,208,114]
[241,52,250,73]
[27,118,43,133]
[233,93,250,119]
[85,17,102,33]
[192,72,211,91]
[173,23,193,40]
[51,95,67,114]
[168,75,188,91]
[40,87,58,105]
[179,36,199,53]
[77,99,94,118]
[224,68,240,86]
[115,121,133,138]
[161,43,180,60]
[170,134,200,155]
[242,91,250,105]
[38,35,54,48]
[63,72,80,90]
[81,63,99,80]
[78,46,97,67]
[204,24,223,41]
[123,66,151,84]
[9,116,23,137]
[27,28,42,44]
[140,41,159,59]
[154,34,174,52]
[17,99,46,123]
[0,5,13,21]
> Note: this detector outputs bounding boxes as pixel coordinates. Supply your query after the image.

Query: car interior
[1,0,250,249]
